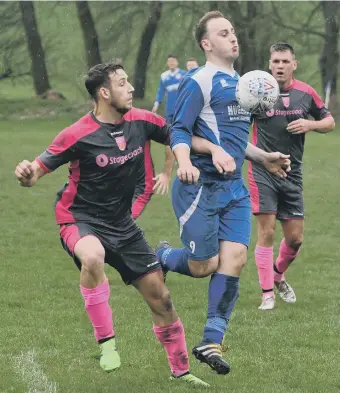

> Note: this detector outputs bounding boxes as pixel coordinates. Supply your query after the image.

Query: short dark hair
[194,11,225,51]
[167,54,178,60]
[187,57,198,62]
[270,43,295,57]
[85,59,124,102]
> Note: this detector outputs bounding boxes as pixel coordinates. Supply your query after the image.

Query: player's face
[269,51,297,86]
[100,69,134,114]
[186,60,199,71]
[167,57,178,71]
[202,18,238,61]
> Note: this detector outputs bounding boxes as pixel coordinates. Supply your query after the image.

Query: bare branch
[271,2,325,39]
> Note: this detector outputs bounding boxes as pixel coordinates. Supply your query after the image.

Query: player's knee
[79,248,105,272]
[258,227,275,246]
[159,289,174,313]
[286,235,303,251]
[189,255,219,278]
[219,244,247,275]
[150,286,174,312]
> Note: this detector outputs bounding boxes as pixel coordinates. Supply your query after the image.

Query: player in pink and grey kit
[14,60,209,387]
[249,43,335,310]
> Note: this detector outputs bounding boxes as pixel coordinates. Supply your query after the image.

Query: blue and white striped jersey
[170,61,251,180]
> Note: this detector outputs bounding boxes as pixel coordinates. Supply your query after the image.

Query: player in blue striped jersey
[156,11,291,375]
[152,55,186,123]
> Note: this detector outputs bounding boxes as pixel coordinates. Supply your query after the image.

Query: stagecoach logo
[266,109,275,117]
[115,136,126,151]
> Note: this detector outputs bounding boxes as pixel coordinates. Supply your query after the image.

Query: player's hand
[153,173,170,195]
[263,152,291,179]
[287,119,313,134]
[14,160,35,187]
[152,103,159,113]
[211,146,236,175]
[177,164,200,184]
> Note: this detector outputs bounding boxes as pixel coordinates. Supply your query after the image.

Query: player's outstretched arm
[246,143,291,179]
[14,159,46,187]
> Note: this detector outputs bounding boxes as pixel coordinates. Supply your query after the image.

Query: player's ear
[292,60,297,71]
[201,39,211,52]
[99,87,110,100]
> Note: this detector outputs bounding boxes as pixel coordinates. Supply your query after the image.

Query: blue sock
[202,273,240,344]
[156,247,193,277]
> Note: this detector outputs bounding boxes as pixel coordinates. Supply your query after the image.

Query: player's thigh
[277,180,304,220]
[60,223,105,271]
[219,184,252,249]
[218,240,247,276]
[107,225,161,285]
[171,176,219,261]
[249,166,278,215]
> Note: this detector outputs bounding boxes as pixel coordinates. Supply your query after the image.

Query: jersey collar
[205,61,236,78]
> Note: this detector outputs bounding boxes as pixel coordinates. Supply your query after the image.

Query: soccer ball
[236,70,280,114]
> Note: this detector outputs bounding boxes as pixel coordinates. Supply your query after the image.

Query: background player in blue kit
[156,11,291,375]
[152,55,186,123]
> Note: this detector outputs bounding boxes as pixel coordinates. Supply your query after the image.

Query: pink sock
[255,246,274,295]
[274,239,301,282]
[153,319,189,377]
[80,279,115,342]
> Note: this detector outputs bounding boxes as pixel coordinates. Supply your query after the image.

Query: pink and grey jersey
[252,79,331,180]
[36,108,169,225]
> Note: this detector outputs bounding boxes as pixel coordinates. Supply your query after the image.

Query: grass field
[1,115,340,393]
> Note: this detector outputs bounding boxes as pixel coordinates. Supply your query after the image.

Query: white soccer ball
[236,70,280,114]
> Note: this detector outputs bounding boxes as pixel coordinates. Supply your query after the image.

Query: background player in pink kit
[249,43,335,310]
[14,60,209,387]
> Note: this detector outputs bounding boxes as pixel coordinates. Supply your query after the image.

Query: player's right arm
[152,76,165,113]
[15,160,46,187]
[170,76,204,184]
[15,127,78,187]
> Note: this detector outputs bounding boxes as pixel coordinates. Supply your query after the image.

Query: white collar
[205,61,236,77]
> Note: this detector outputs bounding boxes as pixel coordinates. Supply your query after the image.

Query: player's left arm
[287,88,335,134]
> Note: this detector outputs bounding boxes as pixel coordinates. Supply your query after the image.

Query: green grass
[1,115,340,393]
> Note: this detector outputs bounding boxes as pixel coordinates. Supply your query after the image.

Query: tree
[76,1,102,68]
[319,1,339,111]
[271,1,340,114]
[133,1,163,99]
[19,1,52,97]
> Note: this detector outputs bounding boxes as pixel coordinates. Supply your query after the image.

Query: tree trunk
[133,1,162,99]
[19,1,51,96]
[319,1,339,112]
[76,1,102,68]
[230,2,258,74]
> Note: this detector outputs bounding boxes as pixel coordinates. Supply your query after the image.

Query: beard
[114,105,130,114]
[110,95,131,114]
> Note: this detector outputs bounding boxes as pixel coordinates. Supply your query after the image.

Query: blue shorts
[171,176,251,261]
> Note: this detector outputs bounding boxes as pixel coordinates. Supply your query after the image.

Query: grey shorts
[248,164,304,220]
